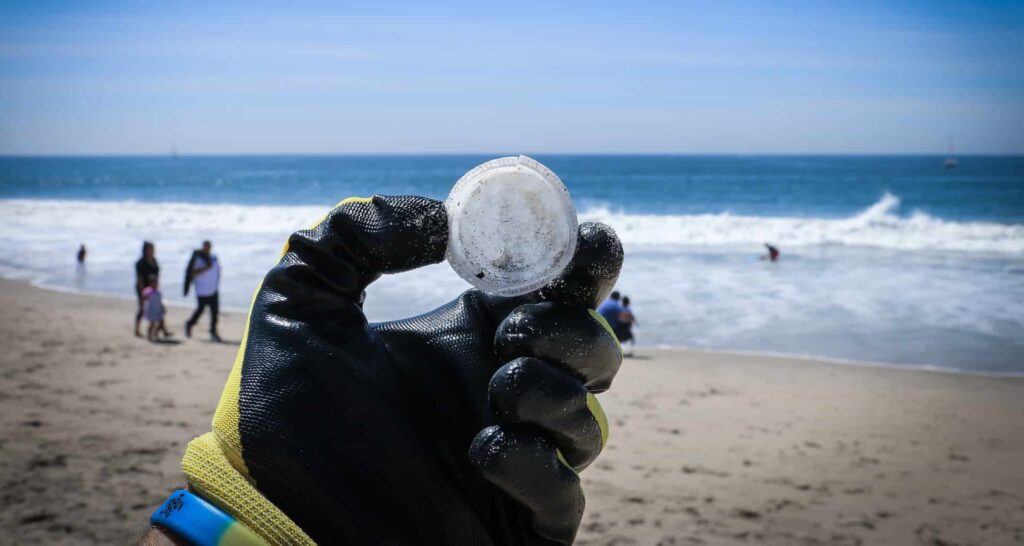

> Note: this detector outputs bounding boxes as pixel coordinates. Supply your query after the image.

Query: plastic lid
[445,155,578,296]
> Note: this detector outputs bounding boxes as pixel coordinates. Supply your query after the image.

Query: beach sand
[1,278,1022,545]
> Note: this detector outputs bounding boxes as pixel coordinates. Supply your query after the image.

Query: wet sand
[1,278,1022,545]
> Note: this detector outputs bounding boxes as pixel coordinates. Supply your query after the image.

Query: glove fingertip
[372,196,449,273]
[494,303,622,392]
[469,426,584,544]
[538,222,623,309]
[468,425,505,471]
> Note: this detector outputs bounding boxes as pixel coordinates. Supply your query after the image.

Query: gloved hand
[181,195,623,545]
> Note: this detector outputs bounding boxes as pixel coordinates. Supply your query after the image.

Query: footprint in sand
[731,508,761,520]
[18,512,57,525]
[27,454,67,470]
[681,465,730,478]
[77,433,112,448]
[766,499,804,512]
[582,520,611,533]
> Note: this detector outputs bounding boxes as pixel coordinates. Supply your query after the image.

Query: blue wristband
[151,489,266,546]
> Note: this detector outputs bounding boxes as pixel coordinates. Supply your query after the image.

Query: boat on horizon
[944,136,957,168]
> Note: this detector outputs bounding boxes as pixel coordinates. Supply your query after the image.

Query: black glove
[181,195,623,545]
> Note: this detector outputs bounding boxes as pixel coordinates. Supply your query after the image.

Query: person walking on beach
[762,243,780,262]
[76,244,86,265]
[134,241,160,337]
[617,295,637,356]
[142,279,171,341]
[184,240,221,342]
[597,290,624,333]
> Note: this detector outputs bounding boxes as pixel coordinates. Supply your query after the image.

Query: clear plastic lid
[445,155,578,296]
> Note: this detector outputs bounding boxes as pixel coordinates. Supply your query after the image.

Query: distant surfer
[184,240,222,341]
[762,243,780,262]
[76,244,86,264]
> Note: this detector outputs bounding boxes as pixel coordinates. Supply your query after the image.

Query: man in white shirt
[185,240,222,342]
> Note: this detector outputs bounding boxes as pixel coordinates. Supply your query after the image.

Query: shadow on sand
[624,353,651,360]
[200,338,241,346]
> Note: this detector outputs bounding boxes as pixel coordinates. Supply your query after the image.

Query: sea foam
[3,192,1022,255]
[581,193,1024,253]
[1,195,1022,372]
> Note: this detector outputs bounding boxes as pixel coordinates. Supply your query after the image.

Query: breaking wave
[1,194,1023,372]
[1,193,1021,255]
[581,193,1024,253]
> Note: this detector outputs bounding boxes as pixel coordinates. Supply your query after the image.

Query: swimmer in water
[762,243,780,262]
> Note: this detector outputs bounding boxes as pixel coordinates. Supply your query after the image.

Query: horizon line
[2,152,1021,158]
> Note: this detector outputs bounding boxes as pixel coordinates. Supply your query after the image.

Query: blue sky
[1,1,1022,154]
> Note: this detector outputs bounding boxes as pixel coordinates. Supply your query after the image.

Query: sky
[1,1,1022,155]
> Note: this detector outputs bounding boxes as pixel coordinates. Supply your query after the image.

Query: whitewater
[3,192,1021,253]
[1,193,1022,373]
[582,193,1024,253]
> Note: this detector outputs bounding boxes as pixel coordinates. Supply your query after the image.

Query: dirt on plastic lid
[445,155,578,296]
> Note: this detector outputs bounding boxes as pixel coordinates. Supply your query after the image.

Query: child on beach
[142,280,171,341]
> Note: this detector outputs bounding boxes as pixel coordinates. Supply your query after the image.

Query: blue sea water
[3,155,1023,220]
[1,155,1022,373]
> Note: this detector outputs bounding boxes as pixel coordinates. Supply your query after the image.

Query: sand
[0,278,1022,545]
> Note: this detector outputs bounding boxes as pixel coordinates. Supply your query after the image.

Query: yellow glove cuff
[182,277,315,546]
[182,432,315,546]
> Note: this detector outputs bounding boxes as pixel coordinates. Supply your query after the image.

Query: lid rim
[444,155,578,296]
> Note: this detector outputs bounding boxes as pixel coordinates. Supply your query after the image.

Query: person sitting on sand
[142,279,171,342]
[597,290,624,332]
[140,195,623,546]
[135,241,160,337]
[616,295,637,356]
[762,243,780,262]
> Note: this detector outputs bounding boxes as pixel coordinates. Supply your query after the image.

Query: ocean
[1,155,1022,373]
